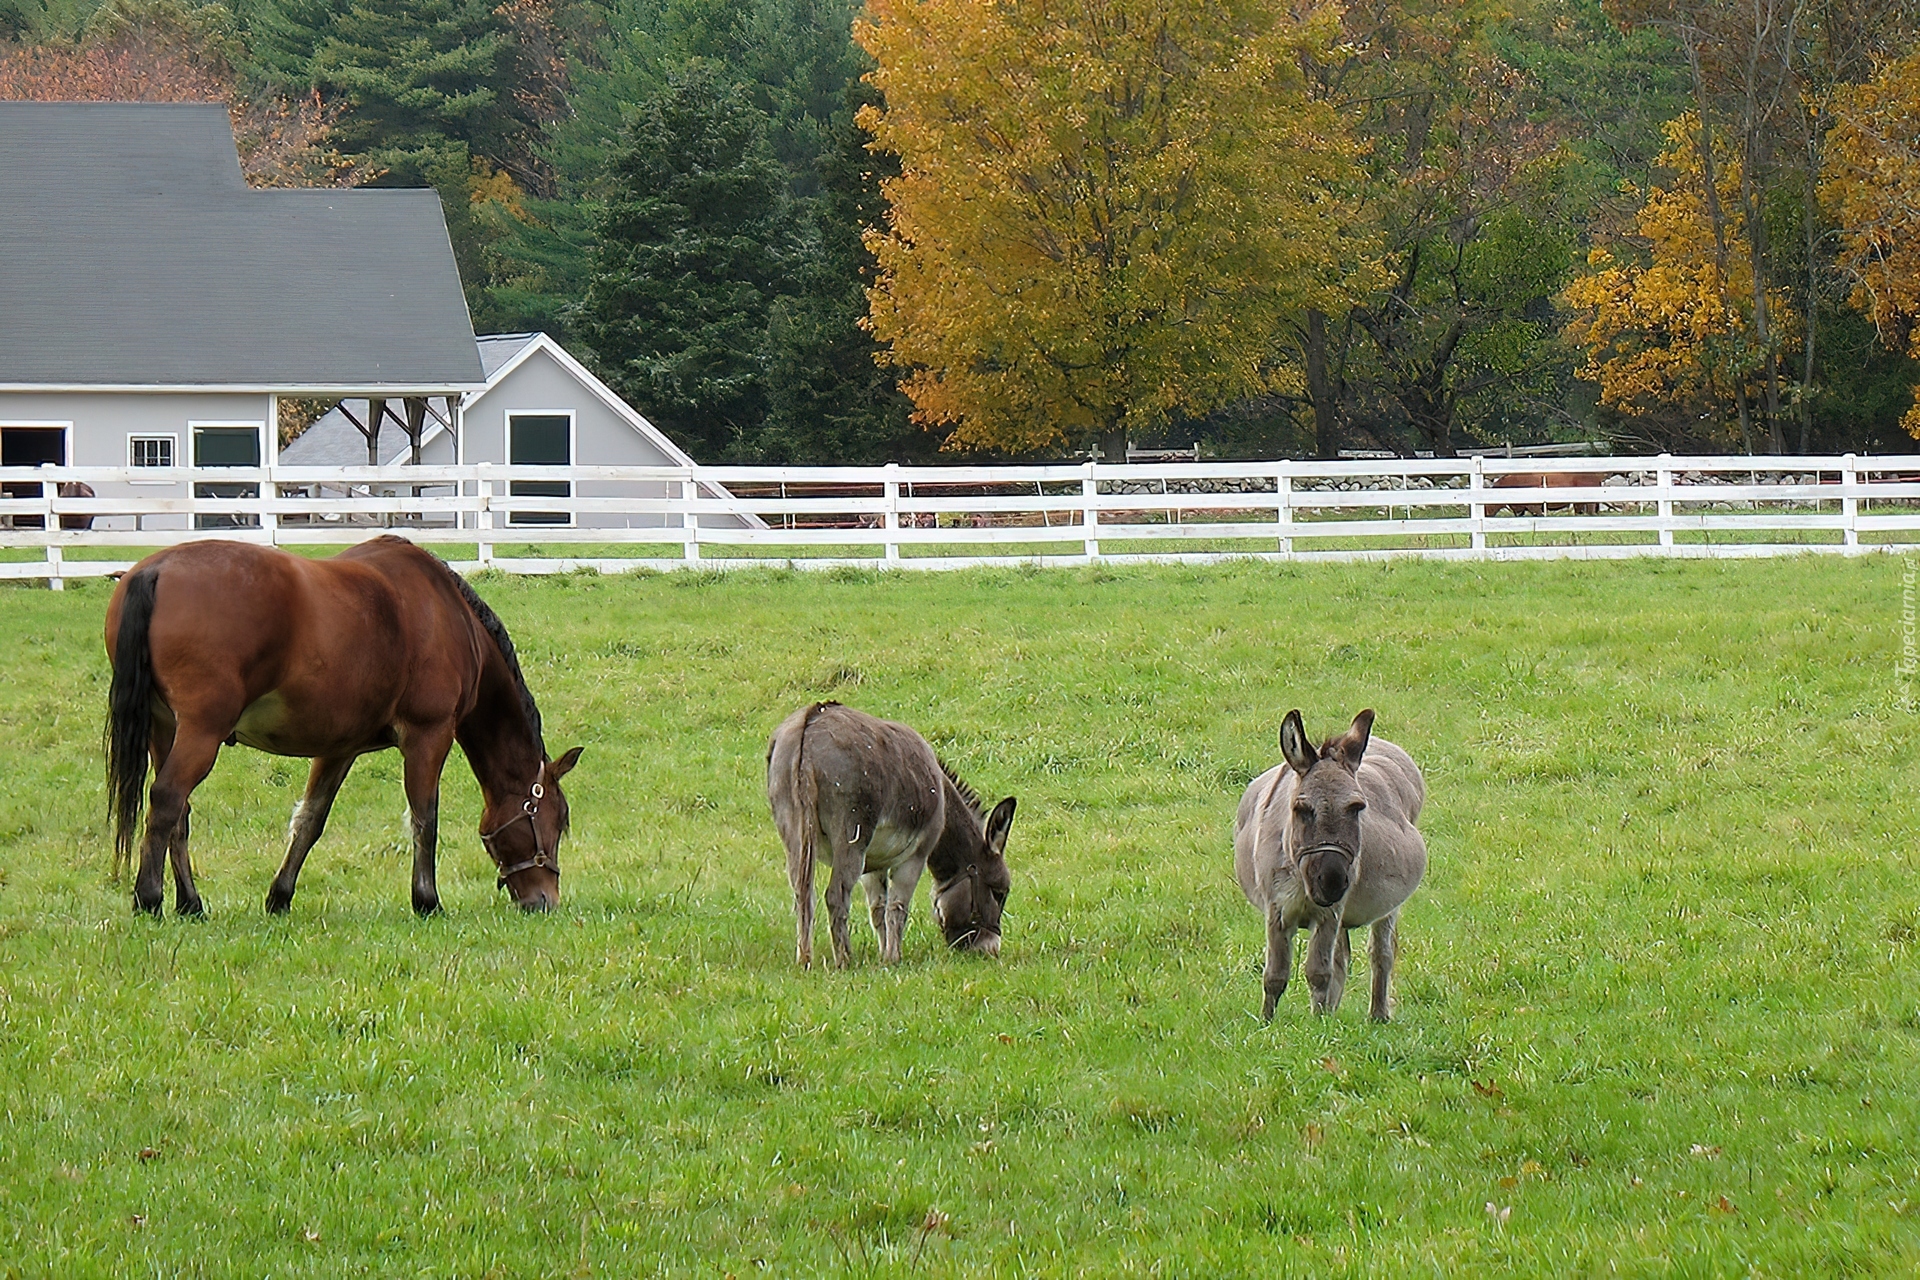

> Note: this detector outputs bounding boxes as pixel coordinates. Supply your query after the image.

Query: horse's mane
[437,560,544,749]
[937,757,982,818]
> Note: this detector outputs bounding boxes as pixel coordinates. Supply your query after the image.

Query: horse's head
[481,746,583,911]
[1280,709,1374,908]
[932,796,1016,956]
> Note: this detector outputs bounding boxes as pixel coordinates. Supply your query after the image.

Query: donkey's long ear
[983,796,1017,856]
[1280,710,1317,774]
[1331,709,1375,770]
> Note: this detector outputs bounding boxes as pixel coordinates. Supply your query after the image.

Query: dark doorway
[1,426,68,528]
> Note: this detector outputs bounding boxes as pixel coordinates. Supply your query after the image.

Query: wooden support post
[682,476,701,565]
[883,463,901,567]
[1842,452,1860,552]
[1276,465,1293,558]
[1469,455,1486,556]
[1657,454,1674,552]
[477,462,495,568]
[1083,460,1100,562]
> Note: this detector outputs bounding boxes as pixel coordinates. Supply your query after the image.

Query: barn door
[0,426,68,529]
[192,424,262,529]
[508,413,572,525]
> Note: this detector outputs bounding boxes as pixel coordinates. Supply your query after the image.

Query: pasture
[0,555,1915,1276]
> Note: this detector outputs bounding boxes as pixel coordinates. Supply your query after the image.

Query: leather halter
[481,778,558,889]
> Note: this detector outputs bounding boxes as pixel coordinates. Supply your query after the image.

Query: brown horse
[104,536,582,916]
[1489,470,1607,517]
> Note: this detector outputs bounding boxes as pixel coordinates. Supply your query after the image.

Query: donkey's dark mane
[437,560,544,747]
[937,757,982,817]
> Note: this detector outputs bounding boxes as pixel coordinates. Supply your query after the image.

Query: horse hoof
[176,898,205,918]
[412,896,442,917]
[264,893,291,915]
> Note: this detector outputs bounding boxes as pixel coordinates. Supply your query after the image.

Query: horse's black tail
[106,565,160,877]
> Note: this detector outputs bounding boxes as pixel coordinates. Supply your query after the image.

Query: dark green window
[508,414,571,525]
[193,426,261,468]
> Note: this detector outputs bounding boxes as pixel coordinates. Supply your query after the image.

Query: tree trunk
[1686,39,1757,455]
[1099,425,1128,464]
[1305,309,1341,459]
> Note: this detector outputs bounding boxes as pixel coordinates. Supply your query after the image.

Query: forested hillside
[6,0,1920,461]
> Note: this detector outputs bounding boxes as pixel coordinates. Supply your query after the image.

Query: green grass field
[1,556,1915,1276]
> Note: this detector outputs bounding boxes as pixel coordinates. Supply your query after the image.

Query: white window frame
[505,409,577,527]
[128,432,179,481]
[188,420,266,529]
[1,419,73,465]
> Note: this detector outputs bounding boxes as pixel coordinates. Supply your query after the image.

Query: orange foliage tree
[1822,48,1920,440]
[856,0,1367,457]
[1562,113,1796,447]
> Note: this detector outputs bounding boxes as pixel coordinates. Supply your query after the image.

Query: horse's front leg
[1304,917,1344,1015]
[400,725,455,916]
[137,726,222,916]
[266,754,356,914]
[1368,912,1398,1022]
[1261,899,1294,1022]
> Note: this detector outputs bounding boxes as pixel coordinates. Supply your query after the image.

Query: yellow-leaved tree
[1562,113,1797,450]
[856,0,1367,457]
[1822,49,1920,440]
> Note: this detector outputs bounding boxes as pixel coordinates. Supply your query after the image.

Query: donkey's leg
[1328,929,1352,1014]
[265,754,356,914]
[862,870,888,942]
[825,843,863,969]
[1368,912,1398,1023]
[135,726,222,917]
[879,859,926,965]
[400,725,456,916]
[1304,919,1344,1015]
[1261,900,1294,1022]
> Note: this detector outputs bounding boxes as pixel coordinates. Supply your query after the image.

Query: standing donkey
[767,702,1015,967]
[1234,709,1427,1021]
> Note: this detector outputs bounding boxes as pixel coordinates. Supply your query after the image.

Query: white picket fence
[4,453,1919,588]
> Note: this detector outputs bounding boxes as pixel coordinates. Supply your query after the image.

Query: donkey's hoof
[176,897,205,918]
[264,891,292,915]
[133,890,164,917]
[412,894,442,917]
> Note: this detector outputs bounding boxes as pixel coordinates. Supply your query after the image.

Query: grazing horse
[104,536,582,916]
[1234,709,1426,1022]
[1489,470,1606,516]
[767,701,1015,967]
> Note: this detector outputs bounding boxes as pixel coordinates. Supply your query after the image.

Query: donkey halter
[480,778,558,889]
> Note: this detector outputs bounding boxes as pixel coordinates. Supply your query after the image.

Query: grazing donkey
[768,702,1015,967]
[1234,709,1426,1021]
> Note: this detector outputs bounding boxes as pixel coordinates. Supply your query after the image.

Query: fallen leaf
[1690,1144,1722,1158]
[1303,1124,1324,1147]
[920,1208,951,1236]
[995,1033,1012,1045]
[136,1148,159,1164]
[1472,1079,1504,1099]
[129,1215,147,1229]
[1498,1176,1518,1189]
[1321,1056,1341,1074]
[1484,1202,1511,1226]
[1520,1160,1546,1178]
[1712,1195,1737,1214]
[303,1229,320,1243]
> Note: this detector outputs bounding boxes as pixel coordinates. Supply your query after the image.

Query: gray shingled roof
[0,102,483,391]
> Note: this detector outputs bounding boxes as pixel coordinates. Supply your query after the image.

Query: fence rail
[4,453,1919,587]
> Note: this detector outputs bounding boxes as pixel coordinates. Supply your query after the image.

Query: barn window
[508,412,572,526]
[129,435,175,468]
[191,424,262,528]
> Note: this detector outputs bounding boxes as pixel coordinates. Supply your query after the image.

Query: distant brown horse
[768,702,1015,967]
[104,536,582,916]
[1489,471,1607,517]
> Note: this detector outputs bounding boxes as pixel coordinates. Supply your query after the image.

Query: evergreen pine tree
[576,62,793,461]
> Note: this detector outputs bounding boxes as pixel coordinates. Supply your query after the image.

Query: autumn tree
[1823,46,1920,440]
[857,0,1364,459]
[1563,112,1797,447]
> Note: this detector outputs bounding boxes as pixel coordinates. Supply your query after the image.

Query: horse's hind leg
[1368,912,1398,1022]
[135,727,221,916]
[266,754,356,914]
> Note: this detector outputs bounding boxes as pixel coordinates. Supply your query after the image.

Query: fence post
[261,462,280,547]
[682,474,701,565]
[1276,465,1293,558]
[41,467,62,591]
[477,462,495,569]
[1842,452,1860,552]
[1657,454,1674,552]
[1082,460,1100,562]
[883,462,901,567]
[1469,455,1486,556]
